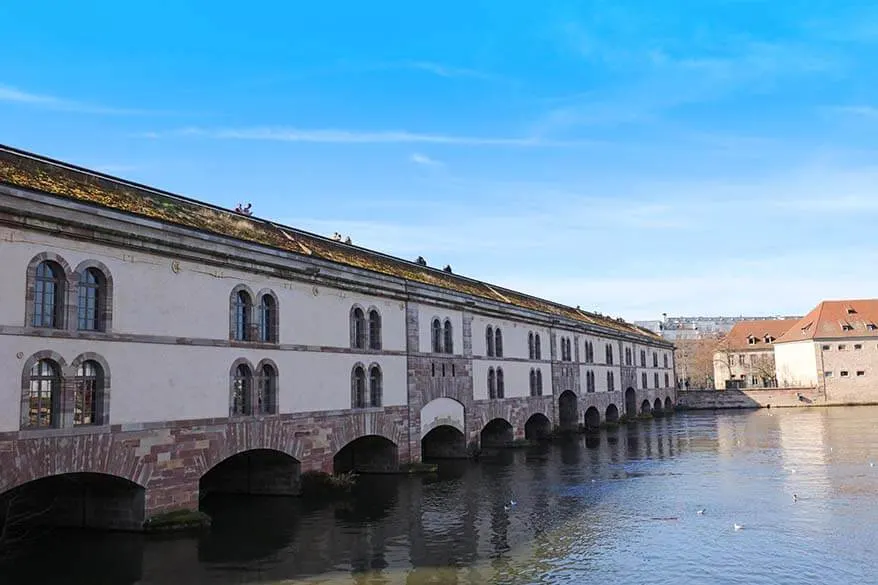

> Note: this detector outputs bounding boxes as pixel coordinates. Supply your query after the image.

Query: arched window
[232,364,253,415]
[432,319,442,353]
[33,261,65,329]
[486,326,495,357]
[528,332,535,359]
[256,363,278,414]
[351,307,366,349]
[444,320,454,354]
[234,291,252,341]
[258,294,277,343]
[587,371,595,393]
[535,334,542,360]
[77,268,105,331]
[654,373,660,388]
[495,328,503,358]
[488,367,496,399]
[607,371,615,392]
[640,350,647,367]
[642,373,648,389]
[27,359,61,428]
[653,352,658,368]
[369,366,382,407]
[368,310,382,350]
[664,373,670,387]
[496,368,505,399]
[352,365,367,408]
[536,369,543,395]
[663,354,669,368]
[606,344,614,365]
[530,369,537,396]
[74,360,103,425]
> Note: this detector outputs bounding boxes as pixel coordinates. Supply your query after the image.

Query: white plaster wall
[579,365,621,392]
[416,304,464,354]
[0,227,407,350]
[471,314,549,359]
[774,341,818,387]
[0,336,407,432]
[420,397,465,438]
[471,360,548,400]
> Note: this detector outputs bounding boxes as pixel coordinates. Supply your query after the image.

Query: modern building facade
[774,299,878,403]
[712,319,798,389]
[0,145,675,528]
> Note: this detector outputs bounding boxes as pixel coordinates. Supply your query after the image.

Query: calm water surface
[3,407,878,585]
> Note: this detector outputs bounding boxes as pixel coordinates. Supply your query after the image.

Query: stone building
[712,319,798,389]
[774,299,878,403]
[0,145,674,529]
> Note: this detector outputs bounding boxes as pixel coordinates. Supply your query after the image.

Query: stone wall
[677,388,823,410]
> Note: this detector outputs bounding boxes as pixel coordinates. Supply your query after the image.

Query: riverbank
[676,387,833,409]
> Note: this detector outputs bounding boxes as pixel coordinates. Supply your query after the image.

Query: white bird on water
[733,523,744,531]
[696,509,706,515]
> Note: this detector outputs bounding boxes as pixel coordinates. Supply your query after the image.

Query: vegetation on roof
[0,147,661,341]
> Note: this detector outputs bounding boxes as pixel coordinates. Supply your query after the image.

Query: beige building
[774,299,878,403]
[713,319,798,389]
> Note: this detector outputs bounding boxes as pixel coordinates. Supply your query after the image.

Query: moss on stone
[143,508,211,532]
[300,470,357,499]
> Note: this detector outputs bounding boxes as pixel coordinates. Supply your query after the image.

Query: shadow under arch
[199,448,301,499]
[334,435,399,474]
[422,425,467,459]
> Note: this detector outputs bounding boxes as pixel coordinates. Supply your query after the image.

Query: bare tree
[676,334,723,389]
[0,491,57,561]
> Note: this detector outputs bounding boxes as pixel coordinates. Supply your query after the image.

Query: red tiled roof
[776,299,878,342]
[718,319,799,351]
[0,144,662,341]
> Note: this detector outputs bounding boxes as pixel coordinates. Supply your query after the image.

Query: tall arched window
[606,344,614,365]
[234,291,252,341]
[77,268,105,331]
[496,368,505,399]
[664,373,670,387]
[259,294,277,343]
[528,332,535,359]
[352,365,366,408]
[486,326,495,357]
[233,364,253,415]
[27,359,61,428]
[642,373,648,389]
[368,310,382,350]
[432,319,442,353]
[74,360,102,425]
[663,354,669,368]
[607,371,615,392]
[495,328,503,358]
[256,363,278,414]
[444,320,454,354]
[536,369,543,395]
[640,350,647,367]
[535,334,542,360]
[530,369,537,396]
[33,261,64,329]
[351,307,366,349]
[654,373,660,388]
[488,368,496,399]
[369,365,382,407]
[589,342,594,363]
[653,352,658,367]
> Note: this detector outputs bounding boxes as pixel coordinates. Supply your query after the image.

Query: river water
[2,407,878,585]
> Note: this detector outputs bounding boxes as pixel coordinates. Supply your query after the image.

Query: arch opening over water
[200,449,301,499]
[524,413,551,440]
[654,398,663,414]
[625,388,637,416]
[334,435,399,474]
[0,472,144,533]
[641,400,652,415]
[664,397,673,411]
[558,390,579,432]
[480,418,514,448]
[584,406,601,431]
[422,425,467,459]
[605,404,620,423]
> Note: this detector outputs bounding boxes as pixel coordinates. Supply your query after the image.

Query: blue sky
[2,1,877,321]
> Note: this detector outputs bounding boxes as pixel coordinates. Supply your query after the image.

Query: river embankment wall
[677,388,825,410]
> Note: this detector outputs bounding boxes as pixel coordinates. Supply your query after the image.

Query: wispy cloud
[0,84,161,116]
[401,61,499,81]
[827,105,878,119]
[410,153,444,166]
[140,126,598,147]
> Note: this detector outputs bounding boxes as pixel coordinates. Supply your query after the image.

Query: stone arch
[653,397,663,413]
[73,259,115,332]
[584,406,601,430]
[330,413,403,455]
[664,396,674,411]
[333,434,399,473]
[640,399,652,415]
[558,390,579,432]
[420,397,465,438]
[201,419,305,475]
[524,413,551,440]
[625,387,637,415]
[605,403,619,423]
[480,417,514,448]
[229,283,256,341]
[200,447,301,498]
[25,252,74,329]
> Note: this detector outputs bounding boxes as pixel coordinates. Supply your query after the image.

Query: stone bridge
[0,386,674,531]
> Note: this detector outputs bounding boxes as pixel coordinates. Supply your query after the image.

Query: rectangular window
[854,344,863,350]
[825,371,833,377]
[840,371,849,377]
[838,345,846,351]
[738,354,745,365]
[821,345,830,351]
[856,370,865,376]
